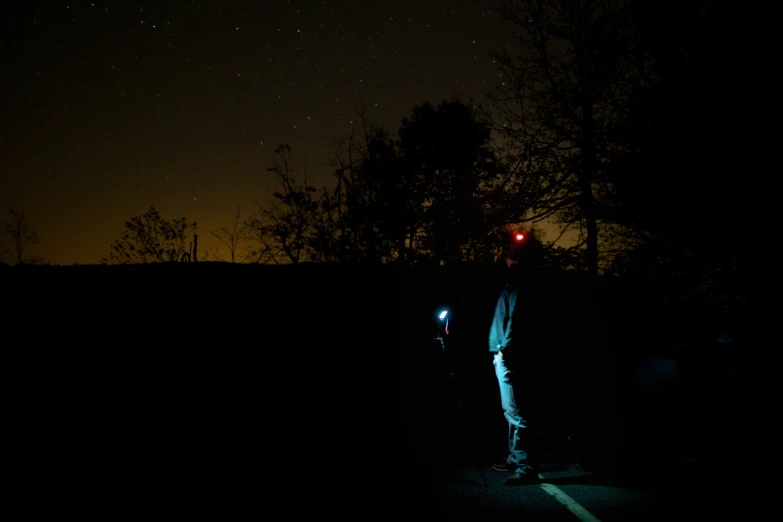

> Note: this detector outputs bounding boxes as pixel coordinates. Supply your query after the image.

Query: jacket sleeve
[489,286,519,352]
[488,288,506,351]
[501,287,519,350]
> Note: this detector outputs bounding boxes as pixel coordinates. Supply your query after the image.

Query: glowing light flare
[438,310,448,320]
[515,233,524,241]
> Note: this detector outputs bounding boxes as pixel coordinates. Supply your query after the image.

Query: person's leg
[493,352,533,473]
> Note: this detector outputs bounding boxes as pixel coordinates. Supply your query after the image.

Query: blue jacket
[489,280,520,353]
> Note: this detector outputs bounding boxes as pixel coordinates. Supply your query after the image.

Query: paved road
[393,456,745,521]
[22,409,751,521]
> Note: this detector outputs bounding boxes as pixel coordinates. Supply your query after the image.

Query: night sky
[1,0,515,265]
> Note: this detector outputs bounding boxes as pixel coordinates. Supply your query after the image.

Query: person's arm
[489,289,507,351]
[501,288,518,351]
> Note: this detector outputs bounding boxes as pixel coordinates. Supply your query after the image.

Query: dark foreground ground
[3,262,759,518]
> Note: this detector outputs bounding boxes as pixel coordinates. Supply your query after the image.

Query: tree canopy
[105,207,197,264]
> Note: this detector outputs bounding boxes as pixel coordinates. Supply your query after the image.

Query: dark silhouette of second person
[489,229,538,485]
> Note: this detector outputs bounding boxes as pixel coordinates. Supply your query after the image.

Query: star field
[1,0,513,265]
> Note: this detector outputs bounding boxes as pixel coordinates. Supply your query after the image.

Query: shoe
[504,470,539,485]
[492,459,515,472]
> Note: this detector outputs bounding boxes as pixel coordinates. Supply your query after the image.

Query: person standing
[489,230,538,485]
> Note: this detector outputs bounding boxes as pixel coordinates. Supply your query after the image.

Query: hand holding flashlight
[437,309,449,335]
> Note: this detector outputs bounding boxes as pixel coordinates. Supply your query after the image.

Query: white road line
[538,476,602,522]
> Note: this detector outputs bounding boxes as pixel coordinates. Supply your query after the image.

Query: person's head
[501,228,528,268]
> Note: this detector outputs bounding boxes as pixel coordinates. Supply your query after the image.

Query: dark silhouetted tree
[599,0,773,337]
[306,180,344,263]
[1,207,43,265]
[398,99,499,265]
[106,207,197,264]
[605,0,774,281]
[210,205,253,263]
[329,113,409,263]
[330,99,501,265]
[482,0,648,277]
[248,143,328,264]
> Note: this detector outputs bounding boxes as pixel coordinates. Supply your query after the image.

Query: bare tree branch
[2,207,43,265]
[210,205,253,263]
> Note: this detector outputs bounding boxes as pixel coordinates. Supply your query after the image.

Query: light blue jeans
[493,351,533,473]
